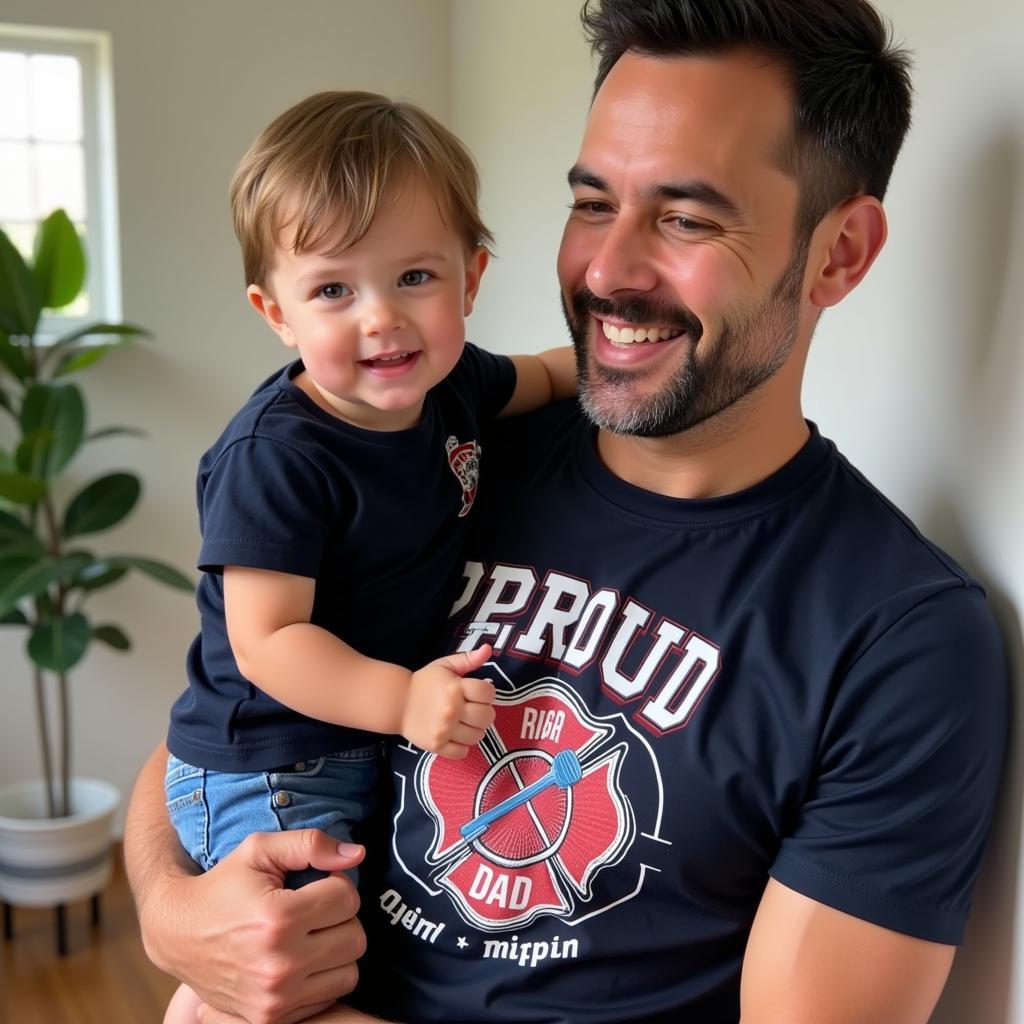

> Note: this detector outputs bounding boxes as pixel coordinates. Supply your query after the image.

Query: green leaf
[68,560,128,592]
[0,328,30,382]
[15,427,55,479]
[93,623,130,651]
[87,425,147,442]
[27,612,91,672]
[62,472,141,538]
[32,210,86,311]
[0,608,28,626]
[0,226,41,336]
[0,552,91,617]
[105,554,193,591]
[20,383,85,476]
[54,345,112,377]
[41,323,149,378]
[0,508,42,553]
[42,322,149,374]
[0,471,47,504]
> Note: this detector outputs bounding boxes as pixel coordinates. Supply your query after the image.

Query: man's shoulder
[820,438,980,594]
[487,397,584,449]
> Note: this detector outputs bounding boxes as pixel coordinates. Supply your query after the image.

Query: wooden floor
[1,845,178,1023]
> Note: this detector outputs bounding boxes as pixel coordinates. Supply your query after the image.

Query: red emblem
[416,682,634,930]
[446,435,481,518]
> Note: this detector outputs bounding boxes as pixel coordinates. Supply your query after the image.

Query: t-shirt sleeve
[770,583,1007,945]
[452,341,517,420]
[197,436,334,578]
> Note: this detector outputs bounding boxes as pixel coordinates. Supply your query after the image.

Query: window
[0,24,121,330]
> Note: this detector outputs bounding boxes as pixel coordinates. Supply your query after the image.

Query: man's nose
[585,217,659,298]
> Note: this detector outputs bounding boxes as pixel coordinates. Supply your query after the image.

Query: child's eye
[316,283,349,300]
[399,270,431,287]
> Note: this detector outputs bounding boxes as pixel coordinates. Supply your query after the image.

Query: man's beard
[562,243,808,439]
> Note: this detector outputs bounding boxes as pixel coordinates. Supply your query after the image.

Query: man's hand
[139,828,366,1024]
[401,644,496,758]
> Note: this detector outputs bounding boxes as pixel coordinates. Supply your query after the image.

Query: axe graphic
[460,748,583,843]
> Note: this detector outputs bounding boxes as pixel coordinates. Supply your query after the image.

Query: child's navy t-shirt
[167,342,516,771]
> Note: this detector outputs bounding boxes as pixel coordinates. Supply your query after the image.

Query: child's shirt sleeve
[197,436,334,579]
[450,341,518,421]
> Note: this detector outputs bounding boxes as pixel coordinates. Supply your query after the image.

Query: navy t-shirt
[167,343,516,771]
[355,402,1007,1023]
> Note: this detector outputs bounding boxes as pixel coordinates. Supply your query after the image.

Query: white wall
[450,2,1024,1022]
[0,0,452,825]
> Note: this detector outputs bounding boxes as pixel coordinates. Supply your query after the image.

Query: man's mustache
[569,287,704,343]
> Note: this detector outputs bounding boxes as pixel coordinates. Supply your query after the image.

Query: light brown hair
[230,91,493,287]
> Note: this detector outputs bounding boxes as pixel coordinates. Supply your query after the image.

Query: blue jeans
[165,745,383,887]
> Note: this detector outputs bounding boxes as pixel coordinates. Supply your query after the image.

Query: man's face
[557,50,809,438]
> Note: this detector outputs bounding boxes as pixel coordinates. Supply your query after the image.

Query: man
[127,2,1007,1022]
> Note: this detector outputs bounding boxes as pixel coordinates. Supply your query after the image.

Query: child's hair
[230,91,494,288]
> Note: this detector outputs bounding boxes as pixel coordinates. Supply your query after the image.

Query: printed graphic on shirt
[384,560,722,958]
[390,674,677,936]
[446,435,481,518]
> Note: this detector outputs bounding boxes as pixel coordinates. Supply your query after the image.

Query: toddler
[163,91,574,1023]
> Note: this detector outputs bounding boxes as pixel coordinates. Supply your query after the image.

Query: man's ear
[463,247,490,316]
[247,284,296,348]
[808,196,888,309]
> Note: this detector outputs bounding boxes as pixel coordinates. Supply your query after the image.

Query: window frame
[0,22,122,336]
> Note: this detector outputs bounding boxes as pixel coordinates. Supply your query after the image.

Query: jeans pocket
[164,756,209,869]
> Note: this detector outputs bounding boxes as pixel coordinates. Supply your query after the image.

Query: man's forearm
[125,742,368,1021]
[124,741,199,966]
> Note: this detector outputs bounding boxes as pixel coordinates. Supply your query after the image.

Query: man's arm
[740,879,955,1024]
[198,1004,386,1024]
[125,743,367,1024]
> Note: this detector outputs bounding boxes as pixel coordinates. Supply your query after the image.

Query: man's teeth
[601,322,682,345]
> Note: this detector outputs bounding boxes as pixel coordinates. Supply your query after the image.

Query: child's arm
[223,566,495,758]
[501,345,576,416]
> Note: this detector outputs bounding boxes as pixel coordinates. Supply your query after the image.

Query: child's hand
[401,645,496,758]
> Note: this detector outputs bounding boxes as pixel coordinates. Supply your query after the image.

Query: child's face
[248,173,487,430]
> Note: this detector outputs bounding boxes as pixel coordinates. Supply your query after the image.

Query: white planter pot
[0,777,120,907]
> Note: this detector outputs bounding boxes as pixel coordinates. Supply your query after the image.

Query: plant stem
[40,495,69,816]
[58,672,70,816]
[32,666,56,818]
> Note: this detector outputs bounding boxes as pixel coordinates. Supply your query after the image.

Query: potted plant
[0,209,192,924]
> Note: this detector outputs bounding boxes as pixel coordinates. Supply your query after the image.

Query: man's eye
[570,199,612,216]
[399,270,431,287]
[317,283,349,300]
[670,215,712,234]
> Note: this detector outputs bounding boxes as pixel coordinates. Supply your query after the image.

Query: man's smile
[600,320,687,345]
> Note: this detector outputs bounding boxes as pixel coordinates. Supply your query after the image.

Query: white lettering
[469,865,532,909]
[459,565,538,651]
[563,589,619,668]
[514,572,589,658]
[640,634,721,731]
[481,933,580,967]
[521,708,565,744]
[604,618,684,700]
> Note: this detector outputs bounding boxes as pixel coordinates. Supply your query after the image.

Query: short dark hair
[581,0,913,238]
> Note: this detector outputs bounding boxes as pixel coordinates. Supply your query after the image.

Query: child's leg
[163,982,203,1024]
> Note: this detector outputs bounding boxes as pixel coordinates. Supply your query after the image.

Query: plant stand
[0,777,119,958]
[3,892,103,956]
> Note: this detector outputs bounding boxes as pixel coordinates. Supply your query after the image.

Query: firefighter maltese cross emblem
[445,435,481,518]
[414,681,636,931]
